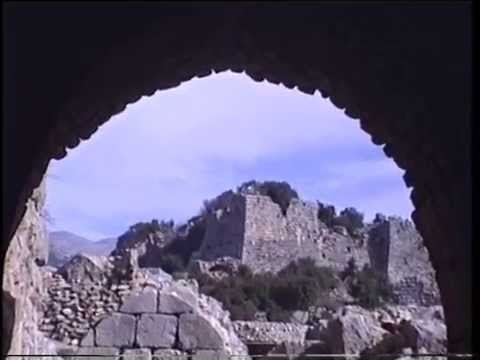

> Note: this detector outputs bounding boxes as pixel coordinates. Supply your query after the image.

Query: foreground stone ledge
[191,349,229,360]
[153,349,189,360]
[122,348,152,360]
[72,346,119,360]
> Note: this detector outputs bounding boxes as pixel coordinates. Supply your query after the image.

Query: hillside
[48,231,117,267]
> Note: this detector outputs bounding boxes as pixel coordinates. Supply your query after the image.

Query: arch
[3,3,471,355]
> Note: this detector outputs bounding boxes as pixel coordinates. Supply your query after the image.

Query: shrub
[260,181,299,216]
[333,207,364,235]
[229,300,258,321]
[160,217,206,265]
[317,202,336,227]
[193,260,339,320]
[347,264,393,309]
[341,257,358,281]
[157,253,186,274]
[237,180,299,216]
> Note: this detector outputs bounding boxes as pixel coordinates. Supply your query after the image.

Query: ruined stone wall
[197,192,440,306]
[197,191,246,261]
[241,196,324,273]
[199,193,371,274]
[315,230,370,273]
[368,218,441,306]
[39,267,249,359]
[2,179,57,355]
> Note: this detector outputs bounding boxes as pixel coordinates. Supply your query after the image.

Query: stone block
[136,314,177,348]
[120,288,157,313]
[178,313,223,350]
[72,347,119,360]
[153,349,189,360]
[80,329,95,346]
[95,313,136,347]
[122,348,152,360]
[158,293,194,314]
[191,350,228,360]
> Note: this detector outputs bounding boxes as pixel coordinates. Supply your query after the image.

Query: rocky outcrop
[57,253,112,285]
[111,220,177,267]
[232,305,445,359]
[311,305,446,357]
[2,178,57,356]
[188,256,242,280]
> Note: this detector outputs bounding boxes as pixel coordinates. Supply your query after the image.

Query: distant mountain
[48,231,117,268]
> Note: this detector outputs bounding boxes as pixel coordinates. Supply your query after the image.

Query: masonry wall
[197,192,441,306]
[241,196,323,273]
[368,217,441,306]
[198,191,246,261]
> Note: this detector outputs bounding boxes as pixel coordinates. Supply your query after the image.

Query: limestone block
[95,313,136,347]
[123,348,152,360]
[179,313,223,350]
[80,329,94,346]
[158,293,194,314]
[136,314,177,348]
[191,350,228,360]
[72,347,119,360]
[153,349,189,360]
[120,288,157,313]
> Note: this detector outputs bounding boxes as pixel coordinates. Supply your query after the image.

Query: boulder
[321,306,388,354]
[136,314,177,348]
[57,254,110,285]
[188,257,242,280]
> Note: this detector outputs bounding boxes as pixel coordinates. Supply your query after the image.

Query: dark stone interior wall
[3,2,471,355]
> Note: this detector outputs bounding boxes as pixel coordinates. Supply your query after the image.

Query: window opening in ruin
[4,71,444,357]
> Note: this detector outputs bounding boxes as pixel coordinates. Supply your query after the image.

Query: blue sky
[45,71,413,241]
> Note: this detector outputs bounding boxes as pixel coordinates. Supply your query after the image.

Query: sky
[45,71,413,241]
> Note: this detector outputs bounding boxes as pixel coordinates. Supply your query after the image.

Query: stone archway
[3,3,471,355]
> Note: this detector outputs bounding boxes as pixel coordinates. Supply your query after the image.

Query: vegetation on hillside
[193,258,338,321]
[342,257,394,308]
[237,180,300,216]
[317,202,365,236]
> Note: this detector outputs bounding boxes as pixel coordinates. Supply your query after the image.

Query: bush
[317,202,336,227]
[341,257,358,281]
[193,259,339,320]
[333,207,364,235]
[237,180,299,216]
[157,253,186,274]
[347,264,393,309]
[160,217,206,265]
